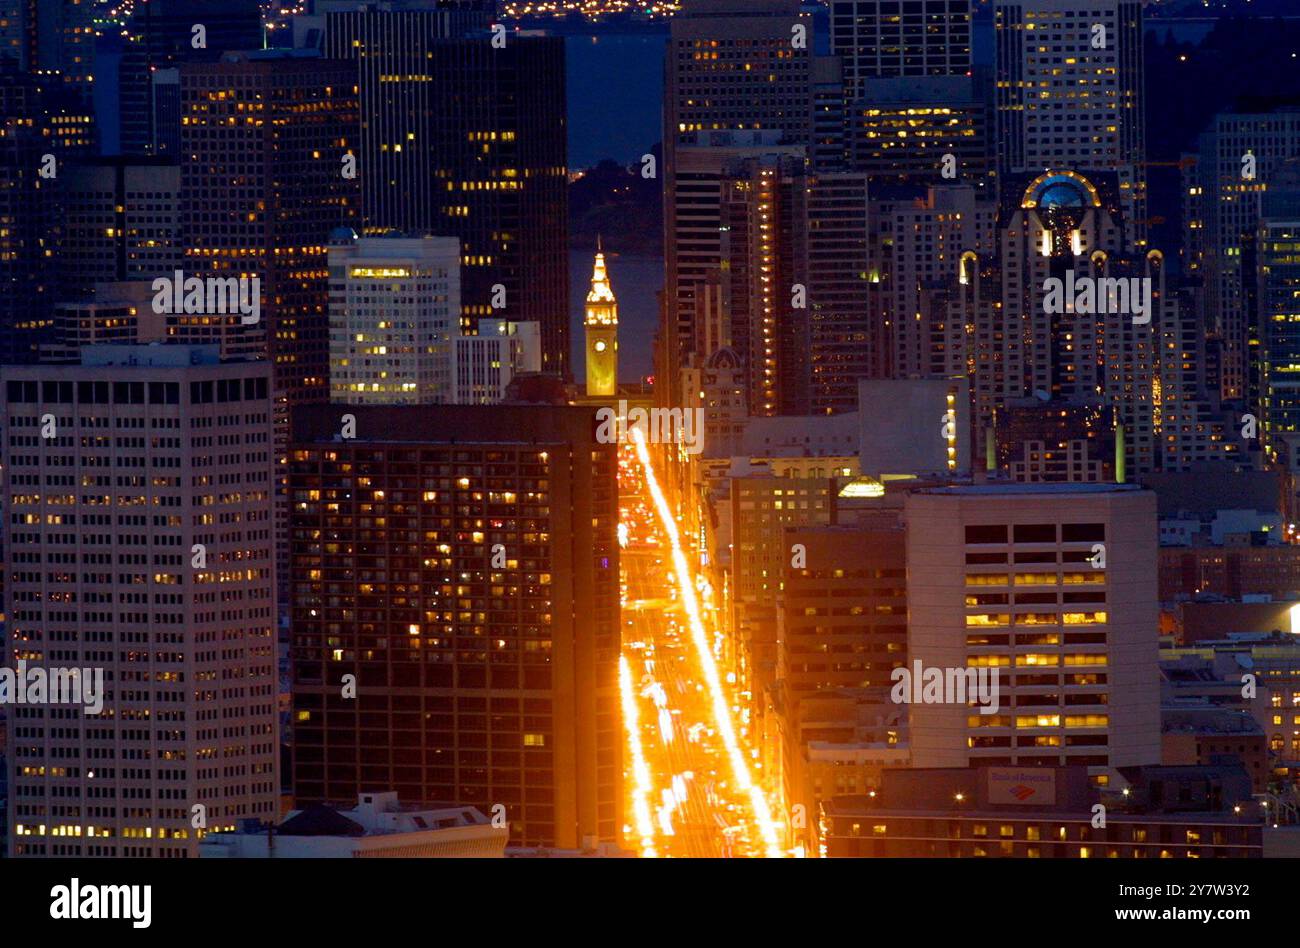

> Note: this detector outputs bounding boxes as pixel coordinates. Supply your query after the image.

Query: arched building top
[1020,170,1102,210]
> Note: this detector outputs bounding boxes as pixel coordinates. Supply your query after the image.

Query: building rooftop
[917,482,1142,496]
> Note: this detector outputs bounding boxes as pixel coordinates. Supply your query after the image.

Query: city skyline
[0,0,1298,931]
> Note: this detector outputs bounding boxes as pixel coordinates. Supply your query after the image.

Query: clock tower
[584,238,618,398]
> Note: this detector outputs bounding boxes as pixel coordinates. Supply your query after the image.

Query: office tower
[0,65,94,365]
[0,1,36,70]
[720,153,810,416]
[1257,162,1300,454]
[731,474,835,702]
[812,56,848,170]
[662,132,804,408]
[452,318,541,405]
[59,158,182,297]
[663,0,814,396]
[0,1,94,99]
[119,0,263,156]
[777,520,908,852]
[807,170,876,411]
[1184,109,1300,402]
[846,77,988,184]
[780,522,907,698]
[289,404,620,849]
[180,50,359,408]
[583,244,618,398]
[829,0,972,99]
[3,346,278,857]
[995,0,1146,247]
[327,233,461,406]
[870,183,997,380]
[325,15,568,374]
[716,158,876,415]
[904,483,1160,778]
[36,0,94,102]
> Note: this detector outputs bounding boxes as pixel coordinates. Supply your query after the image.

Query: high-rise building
[829,0,972,99]
[59,158,182,297]
[846,77,988,184]
[939,169,1241,477]
[1257,161,1300,454]
[119,0,264,156]
[1184,109,1300,402]
[719,153,810,416]
[708,155,876,416]
[903,483,1160,780]
[327,233,460,406]
[730,473,835,704]
[0,0,37,71]
[662,0,814,400]
[0,64,94,364]
[869,183,997,380]
[780,522,908,699]
[583,243,618,398]
[661,132,803,408]
[289,403,620,849]
[995,0,1146,247]
[806,170,877,411]
[35,0,94,103]
[3,345,278,856]
[0,0,95,101]
[180,50,359,409]
[324,14,568,373]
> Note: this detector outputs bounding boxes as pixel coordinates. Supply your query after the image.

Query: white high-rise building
[904,483,1160,782]
[3,345,278,856]
[328,233,460,405]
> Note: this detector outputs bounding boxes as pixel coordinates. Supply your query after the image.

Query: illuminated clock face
[594,340,607,352]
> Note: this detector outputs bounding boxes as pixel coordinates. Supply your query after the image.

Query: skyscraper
[118,0,264,156]
[995,0,1146,247]
[325,14,569,374]
[0,0,95,102]
[328,233,461,406]
[289,403,620,849]
[1256,161,1300,454]
[179,50,359,408]
[661,131,804,409]
[1184,108,1300,402]
[0,64,94,364]
[829,0,973,99]
[58,158,182,297]
[3,346,278,856]
[663,0,814,401]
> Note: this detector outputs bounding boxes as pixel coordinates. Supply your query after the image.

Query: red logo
[1010,785,1035,801]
